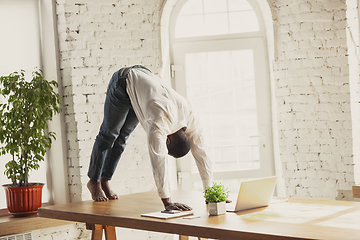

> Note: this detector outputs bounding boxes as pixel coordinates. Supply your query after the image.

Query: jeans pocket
[114,84,130,101]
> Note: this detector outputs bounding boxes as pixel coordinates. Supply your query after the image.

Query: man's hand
[161,198,193,211]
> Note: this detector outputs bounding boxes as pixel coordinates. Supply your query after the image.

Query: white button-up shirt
[126,68,213,198]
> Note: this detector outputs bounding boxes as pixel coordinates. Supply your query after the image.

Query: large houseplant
[204,182,230,216]
[0,69,62,216]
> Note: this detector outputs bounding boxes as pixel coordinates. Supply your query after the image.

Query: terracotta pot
[2,183,44,217]
[208,201,226,216]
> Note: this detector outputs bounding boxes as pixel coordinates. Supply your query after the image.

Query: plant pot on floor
[208,201,226,216]
[3,183,44,217]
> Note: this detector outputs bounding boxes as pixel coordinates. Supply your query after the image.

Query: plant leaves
[0,68,62,186]
[203,182,230,203]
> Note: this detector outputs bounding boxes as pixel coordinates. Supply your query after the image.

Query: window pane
[185,49,260,173]
[203,0,227,13]
[179,0,203,15]
[232,49,255,79]
[175,15,205,38]
[175,0,259,38]
[228,0,253,11]
[229,11,259,33]
[204,13,229,36]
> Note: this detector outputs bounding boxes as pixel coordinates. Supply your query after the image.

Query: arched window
[169,0,274,192]
[175,0,259,38]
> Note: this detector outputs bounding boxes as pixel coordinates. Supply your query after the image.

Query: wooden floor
[0,214,72,237]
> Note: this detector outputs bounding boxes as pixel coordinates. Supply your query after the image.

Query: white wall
[271,0,356,200]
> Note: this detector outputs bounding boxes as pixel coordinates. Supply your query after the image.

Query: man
[87,65,212,211]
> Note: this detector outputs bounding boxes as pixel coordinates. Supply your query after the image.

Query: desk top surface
[38,190,360,240]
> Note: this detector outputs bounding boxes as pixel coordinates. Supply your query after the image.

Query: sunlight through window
[171,0,273,192]
[185,50,260,173]
[175,0,259,38]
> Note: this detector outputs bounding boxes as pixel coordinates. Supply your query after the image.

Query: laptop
[226,176,277,212]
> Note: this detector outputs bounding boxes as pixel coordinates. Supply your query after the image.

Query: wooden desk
[38,190,360,240]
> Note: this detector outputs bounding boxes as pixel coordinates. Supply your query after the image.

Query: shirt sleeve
[186,114,213,190]
[147,124,171,199]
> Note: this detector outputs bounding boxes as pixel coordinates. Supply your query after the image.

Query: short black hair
[166,128,191,158]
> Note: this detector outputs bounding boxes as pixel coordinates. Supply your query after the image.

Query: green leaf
[0,68,62,186]
[203,182,230,203]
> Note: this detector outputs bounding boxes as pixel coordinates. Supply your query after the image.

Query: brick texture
[271,0,356,199]
[54,1,166,238]
[55,0,163,204]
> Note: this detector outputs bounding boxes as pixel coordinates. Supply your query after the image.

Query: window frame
[173,0,262,39]
[169,0,275,191]
[169,0,267,43]
[172,37,274,180]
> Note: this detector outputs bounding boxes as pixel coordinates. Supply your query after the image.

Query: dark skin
[88,128,231,209]
[87,178,119,201]
[162,130,193,210]
[87,179,107,201]
[87,131,185,204]
[164,129,231,211]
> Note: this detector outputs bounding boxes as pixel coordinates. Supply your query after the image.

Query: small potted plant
[0,69,62,216]
[203,182,230,216]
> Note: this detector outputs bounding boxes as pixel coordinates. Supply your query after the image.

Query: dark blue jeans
[87,68,139,182]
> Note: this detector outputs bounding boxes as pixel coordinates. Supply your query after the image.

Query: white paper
[141,211,194,219]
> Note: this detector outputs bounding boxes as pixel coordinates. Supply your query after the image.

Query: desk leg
[104,225,117,240]
[86,224,103,240]
[86,224,117,240]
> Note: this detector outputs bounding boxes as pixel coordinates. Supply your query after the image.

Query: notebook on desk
[226,176,277,212]
[141,210,194,219]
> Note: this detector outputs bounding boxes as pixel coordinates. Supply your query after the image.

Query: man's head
[166,127,190,158]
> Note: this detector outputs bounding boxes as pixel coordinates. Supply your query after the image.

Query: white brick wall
[56,0,163,200]
[55,0,170,238]
[32,223,91,240]
[272,0,356,200]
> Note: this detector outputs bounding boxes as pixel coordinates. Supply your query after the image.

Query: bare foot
[87,179,108,202]
[101,178,119,200]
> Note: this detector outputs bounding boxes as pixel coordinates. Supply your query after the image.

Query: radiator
[0,232,32,240]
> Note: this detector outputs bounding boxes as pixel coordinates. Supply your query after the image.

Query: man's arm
[186,115,213,190]
[148,128,193,210]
